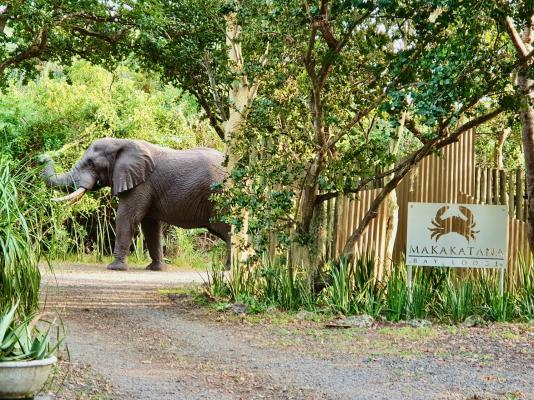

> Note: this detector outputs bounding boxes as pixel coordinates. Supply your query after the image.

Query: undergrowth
[203,254,534,324]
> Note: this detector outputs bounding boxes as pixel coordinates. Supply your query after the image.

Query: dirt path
[42,263,534,400]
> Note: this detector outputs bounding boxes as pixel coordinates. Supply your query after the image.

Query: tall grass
[0,159,43,315]
[385,266,408,321]
[517,256,534,320]
[407,268,435,319]
[352,257,385,317]
[321,256,384,316]
[205,254,314,312]
[204,253,534,323]
[323,258,353,314]
[435,280,478,323]
[261,262,313,311]
[481,276,515,322]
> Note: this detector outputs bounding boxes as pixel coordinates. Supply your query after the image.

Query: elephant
[40,138,231,271]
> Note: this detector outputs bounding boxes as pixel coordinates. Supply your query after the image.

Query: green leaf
[0,301,18,342]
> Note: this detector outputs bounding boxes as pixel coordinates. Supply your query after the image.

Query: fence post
[332,196,340,259]
[499,170,507,205]
[492,169,499,205]
[475,167,481,200]
[516,169,523,220]
[508,171,515,215]
[481,169,487,204]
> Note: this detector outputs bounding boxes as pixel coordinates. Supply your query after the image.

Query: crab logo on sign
[428,205,479,242]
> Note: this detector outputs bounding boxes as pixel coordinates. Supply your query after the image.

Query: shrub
[481,276,515,322]
[385,266,409,322]
[202,254,532,324]
[516,257,534,320]
[0,159,43,315]
[435,279,479,323]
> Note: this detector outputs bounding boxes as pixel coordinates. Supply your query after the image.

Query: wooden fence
[325,129,531,285]
[474,167,528,221]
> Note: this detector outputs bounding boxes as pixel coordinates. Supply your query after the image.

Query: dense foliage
[0,0,134,86]
[0,60,220,162]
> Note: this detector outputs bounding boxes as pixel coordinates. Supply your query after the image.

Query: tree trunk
[291,145,325,277]
[378,26,409,276]
[495,128,510,169]
[379,111,406,276]
[518,21,534,253]
[223,12,262,264]
[381,190,399,273]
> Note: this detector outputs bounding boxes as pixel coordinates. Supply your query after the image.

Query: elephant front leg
[141,219,167,271]
[108,206,136,271]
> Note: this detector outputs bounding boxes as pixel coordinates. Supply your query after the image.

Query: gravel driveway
[41,263,534,400]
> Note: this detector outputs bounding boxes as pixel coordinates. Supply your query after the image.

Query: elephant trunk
[41,156,76,190]
[40,156,87,203]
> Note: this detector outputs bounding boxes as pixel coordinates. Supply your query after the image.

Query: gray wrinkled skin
[42,138,231,271]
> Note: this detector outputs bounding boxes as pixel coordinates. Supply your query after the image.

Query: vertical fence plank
[343,195,351,255]
[325,198,332,260]
[475,167,482,201]
[508,172,515,215]
[481,169,487,204]
[492,169,498,205]
[516,169,523,220]
[486,168,492,204]
[499,170,507,205]
[331,197,339,260]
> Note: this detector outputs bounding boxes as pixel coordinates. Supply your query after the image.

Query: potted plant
[0,302,60,399]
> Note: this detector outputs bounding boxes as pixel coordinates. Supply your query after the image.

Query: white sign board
[406,203,508,268]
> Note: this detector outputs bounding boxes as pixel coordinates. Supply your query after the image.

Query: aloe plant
[0,302,60,362]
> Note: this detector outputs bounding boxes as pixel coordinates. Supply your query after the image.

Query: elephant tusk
[52,187,87,204]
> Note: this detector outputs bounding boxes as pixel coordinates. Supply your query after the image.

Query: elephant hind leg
[141,218,167,271]
[207,223,231,270]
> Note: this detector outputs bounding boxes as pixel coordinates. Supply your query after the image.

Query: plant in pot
[0,159,60,399]
[0,302,61,399]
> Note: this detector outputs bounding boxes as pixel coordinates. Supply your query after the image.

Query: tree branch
[202,51,228,121]
[58,11,130,25]
[0,28,48,74]
[303,24,318,81]
[316,8,371,88]
[404,118,428,144]
[190,86,225,140]
[505,16,529,58]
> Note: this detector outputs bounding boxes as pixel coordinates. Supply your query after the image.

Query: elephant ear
[112,141,155,195]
